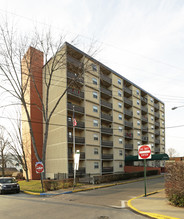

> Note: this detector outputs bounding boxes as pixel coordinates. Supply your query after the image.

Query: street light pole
[172,105,184,110]
[73,105,76,188]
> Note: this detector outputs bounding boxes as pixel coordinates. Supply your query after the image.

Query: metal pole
[40,172,44,192]
[73,106,76,188]
[144,159,147,197]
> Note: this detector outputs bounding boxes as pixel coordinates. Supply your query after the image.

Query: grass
[18,180,43,193]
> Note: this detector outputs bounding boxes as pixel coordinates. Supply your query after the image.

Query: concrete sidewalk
[128,189,184,219]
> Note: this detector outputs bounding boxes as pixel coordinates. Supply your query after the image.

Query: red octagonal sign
[138,145,151,159]
[35,162,44,174]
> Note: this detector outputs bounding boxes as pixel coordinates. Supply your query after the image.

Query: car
[0,177,20,194]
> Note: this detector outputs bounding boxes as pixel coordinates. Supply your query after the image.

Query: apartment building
[22,43,165,179]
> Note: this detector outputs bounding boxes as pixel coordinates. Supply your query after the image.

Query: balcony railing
[124,109,133,117]
[67,71,84,84]
[102,154,113,160]
[124,121,133,128]
[154,103,159,110]
[101,140,113,148]
[155,139,160,144]
[124,97,133,106]
[155,122,160,127]
[155,130,160,135]
[102,167,113,173]
[100,99,112,109]
[69,167,86,175]
[125,132,133,139]
[142,127,148,132]
[101,113,113,122]
[141,96,148,104]
[67,120,85,129]
[124,86,132,95]
[67,103,84,114]
[100,73,112,84]
[142,116,148,123]
[68,152,85,160]
[142,136,148,141]
[155,112,160,118]
[68,136,85,144]
[101,127,113,135]
[67,88,84,99]
[100,87,112,97]
[141,106,148,113]
[67,55,82,67]
[155,148,160,153]
[125,144,133,150]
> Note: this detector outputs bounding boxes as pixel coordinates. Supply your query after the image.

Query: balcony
[101,112,113,122]
[101,99,112,110]
[101,140,113,148]
[125,132,133,139]
[67,103,84,114]
[155,148,160,153]
[155,130,160,135]
[100,87,112,97]
[155,139,160,144]
[68,136,85,144]
[154,103,159,110]
[100,73,112,85]
[69,167,86,175]
[142,127,148,133]
[155,122,160,127]
[67,88,84,99]
[141,96,148,105]
[142,136,148,142]
[102,154,113,160]
[102,167,113,173]
[125,144,133,150]
[124,109,133,118]
[141,106,148,113]
[67,71,84,85]
[124,121,133,128]
[155,112,160,118]
[68,152,85,160]
[67,120,85,129]
[101,127,113,135]
[124,86,132,97]
[142,116,148,123]
[124,97,132,107]
[67,55,82,68]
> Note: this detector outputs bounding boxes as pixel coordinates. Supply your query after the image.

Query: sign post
[35,162,44,192]
[138,145,151,197]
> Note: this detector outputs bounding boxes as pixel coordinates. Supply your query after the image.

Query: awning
[125,153,169,162]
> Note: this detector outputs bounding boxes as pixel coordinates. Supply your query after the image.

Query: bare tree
[0,21,98,178]
[167,148,178,158]
[0,126,11,176]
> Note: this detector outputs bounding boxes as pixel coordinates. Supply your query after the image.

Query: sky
[0,0,184,156]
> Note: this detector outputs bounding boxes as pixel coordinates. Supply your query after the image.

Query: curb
[127,189,180,219]
[22,175,163,196]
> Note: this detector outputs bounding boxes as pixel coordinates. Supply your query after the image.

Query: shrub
[43,179,74,191]
[165,162,184,207]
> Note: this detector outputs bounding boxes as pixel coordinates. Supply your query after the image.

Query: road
[0,176,164,219]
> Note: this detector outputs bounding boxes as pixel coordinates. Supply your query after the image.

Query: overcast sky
[1,0,184,156]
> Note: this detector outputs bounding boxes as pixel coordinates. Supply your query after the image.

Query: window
[68,132,72,138]
[119,162,123,168]
[162,129,164,134]
[151,134,154,139]
[162,113,164,118]
[162,105,164,109]
[137,141,141,146]
[94,148,98,154]
[136,90,140,95]
[118,102,122,108]
[151,125,154,130]
[94,134,98,141]
[151,144,154,148]
[93,78,97,85]
[151,107,154,112]
[119,150,123,156]
[150,98,153,103]
[93,120,98,127]
[92,64,97,71]
[119,126,123,132]
[119,138,123,144]
[137,100,140,105]
[162,121,164,125]
[94,162,99,169]
[151,116,154,121]
[93,106,98,113]
[118,79,121,85]
[137,120,140,126]
[93,92,98,99]
[162,138,165,142]
[137,131,140,136]
[137,110,140,115]
[119,114,122,120]
[68,117,72,121]
[118,90,122,97]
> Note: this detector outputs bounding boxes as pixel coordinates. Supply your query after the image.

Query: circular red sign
[138,145,151,159]
[35,163,44,173]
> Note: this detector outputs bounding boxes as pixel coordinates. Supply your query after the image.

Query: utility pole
[73,105,76,188]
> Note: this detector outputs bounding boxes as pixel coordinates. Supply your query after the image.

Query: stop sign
[138,145,151,159]
[35,162,44,174]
